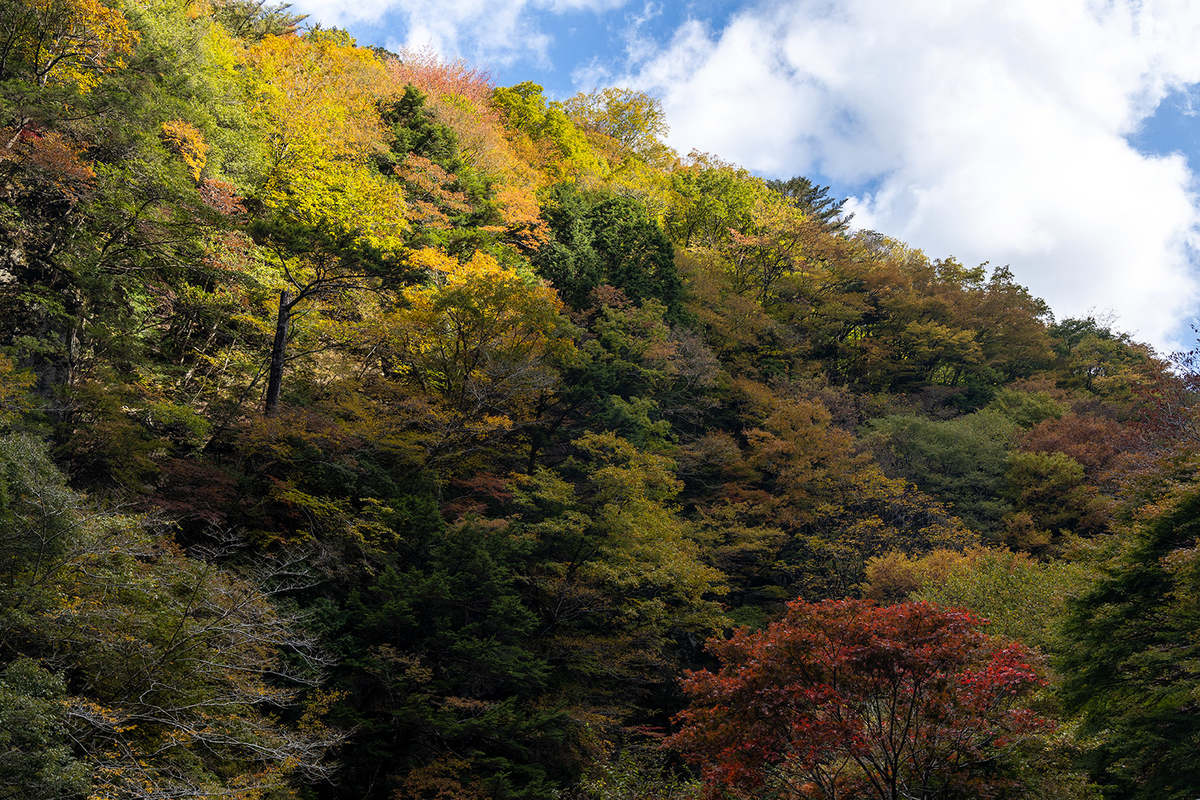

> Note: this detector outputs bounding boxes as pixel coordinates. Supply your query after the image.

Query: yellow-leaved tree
[0,0,137,92]
[561,87,677,215]
[377,248,577,471]
[492,81,607,184]
[243,28,411,415]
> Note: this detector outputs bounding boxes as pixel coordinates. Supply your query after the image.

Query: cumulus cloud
[623,0,1200,350]
[288,0,627,65]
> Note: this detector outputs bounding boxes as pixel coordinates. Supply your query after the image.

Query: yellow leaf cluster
[160,119,208,182]
[0,0,138,90]
[281,159,408,252]
[246,31,389,183]
[374,249,576,466]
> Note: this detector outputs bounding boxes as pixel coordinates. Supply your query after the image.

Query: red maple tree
[668,599,1049,800]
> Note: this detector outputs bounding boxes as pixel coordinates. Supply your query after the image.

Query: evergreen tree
[766,175,853,233]
[1061,487,1200,799]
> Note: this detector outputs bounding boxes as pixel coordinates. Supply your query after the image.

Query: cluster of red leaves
[441,471,513,521]
[3,127,96,201]
[198,177,245,217]
[387,48,494,109]
[668,600,1049,800]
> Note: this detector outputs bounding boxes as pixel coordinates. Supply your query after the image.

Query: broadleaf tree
[669,599,1049,800]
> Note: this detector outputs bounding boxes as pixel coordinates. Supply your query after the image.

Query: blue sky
[294,0,1200,354]
[1130,86,1200,175]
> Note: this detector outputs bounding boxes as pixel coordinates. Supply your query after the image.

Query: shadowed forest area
[2,1,1199,797]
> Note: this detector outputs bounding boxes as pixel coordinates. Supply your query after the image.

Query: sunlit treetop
[0,0,138,91]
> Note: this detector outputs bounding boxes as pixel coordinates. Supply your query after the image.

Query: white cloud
[289,0,627,66]
[623,0,1200,351]
[571,1,664,89]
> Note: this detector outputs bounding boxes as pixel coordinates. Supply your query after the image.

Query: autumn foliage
[669,600,1048,800]
[0,0,1193,796]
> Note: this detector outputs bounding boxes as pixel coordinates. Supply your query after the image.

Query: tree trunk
[264,289,292,416]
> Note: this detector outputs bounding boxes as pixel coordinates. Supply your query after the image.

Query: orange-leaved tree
[385,52,550,250]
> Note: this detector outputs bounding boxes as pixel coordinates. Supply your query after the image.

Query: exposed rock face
[0,242,23,283]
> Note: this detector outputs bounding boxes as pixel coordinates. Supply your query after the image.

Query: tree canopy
[0,5,1192,797]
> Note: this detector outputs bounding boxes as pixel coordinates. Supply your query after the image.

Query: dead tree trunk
[263,289,293,416]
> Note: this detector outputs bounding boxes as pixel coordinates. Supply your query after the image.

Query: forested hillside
[2,1,1198,798]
